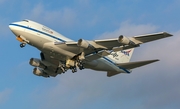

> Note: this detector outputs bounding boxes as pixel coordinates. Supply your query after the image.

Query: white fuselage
[9,20,130,74]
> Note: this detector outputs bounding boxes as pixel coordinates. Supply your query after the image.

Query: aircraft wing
[65,32,171,51]
[54,32,172,61]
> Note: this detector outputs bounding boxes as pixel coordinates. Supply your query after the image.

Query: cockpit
[22,19,29,22]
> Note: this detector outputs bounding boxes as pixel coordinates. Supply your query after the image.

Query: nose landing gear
[16,36,28,48]
[20,43,26,48]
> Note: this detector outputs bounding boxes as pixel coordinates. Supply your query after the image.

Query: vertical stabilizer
[107,48,134,63]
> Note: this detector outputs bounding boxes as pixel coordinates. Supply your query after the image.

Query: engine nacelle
[118,35,135,46]
[33,68,49,78]
[77,39,93,49]
[29,58,46,69]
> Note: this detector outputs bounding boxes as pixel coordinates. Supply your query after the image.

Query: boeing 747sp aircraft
[9,20,172,77]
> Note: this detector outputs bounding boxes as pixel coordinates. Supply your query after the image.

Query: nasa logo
[121,50,131,56]
[110,52,119,58]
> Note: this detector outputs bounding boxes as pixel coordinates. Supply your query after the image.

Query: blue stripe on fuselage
[9,24,66,42]
[103,57,131,73]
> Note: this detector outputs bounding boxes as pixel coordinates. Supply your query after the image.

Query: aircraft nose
[9,24,12,30]
[9,23,15,31]
[9,22,20,36]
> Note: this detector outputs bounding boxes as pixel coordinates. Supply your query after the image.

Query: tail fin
[107,48,134,63]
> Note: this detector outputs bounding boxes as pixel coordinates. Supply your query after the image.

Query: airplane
[9,19,172,77]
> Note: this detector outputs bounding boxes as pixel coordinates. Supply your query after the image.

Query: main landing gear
[66,58,85,73]
[70,60,84,73]
[77,60,84,70]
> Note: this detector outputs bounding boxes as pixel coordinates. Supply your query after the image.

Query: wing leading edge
[131,32,172,44]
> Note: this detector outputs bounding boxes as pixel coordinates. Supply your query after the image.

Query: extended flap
[85,50,111,61]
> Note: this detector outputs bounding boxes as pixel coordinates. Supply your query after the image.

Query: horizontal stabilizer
[107,59,159,77]
[107,71,121,77]
[116,59,159,69]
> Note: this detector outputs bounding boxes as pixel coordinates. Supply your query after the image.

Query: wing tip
[153,59,160,62]
[107,71,121,77]
[162,32,173,37]
[144,59,160,63]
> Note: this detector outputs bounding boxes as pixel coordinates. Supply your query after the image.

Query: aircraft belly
[85,58,122,72]
[55,44,81,54]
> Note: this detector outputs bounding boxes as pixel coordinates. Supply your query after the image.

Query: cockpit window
[22,20,29,22]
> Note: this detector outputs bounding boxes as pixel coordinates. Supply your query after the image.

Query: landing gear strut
[56,63,67,74]
[60,65,67,73]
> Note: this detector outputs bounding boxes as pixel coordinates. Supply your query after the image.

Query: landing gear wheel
[74,68,77,72]
[77,61,84,70]
[20,43,26,48]
[71,66,77,73]
[79,65,84,70]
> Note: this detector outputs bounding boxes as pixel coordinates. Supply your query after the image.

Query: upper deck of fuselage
[9,19,73,42]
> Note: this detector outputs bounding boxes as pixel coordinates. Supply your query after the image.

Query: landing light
[16,36,23,42]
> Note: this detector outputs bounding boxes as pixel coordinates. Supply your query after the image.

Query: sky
[0,0,180,109]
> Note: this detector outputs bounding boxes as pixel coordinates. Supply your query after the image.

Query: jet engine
[77,39,94,49]
[29,58,46,69]
[33,68,49,77]
[118,35,136,46]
